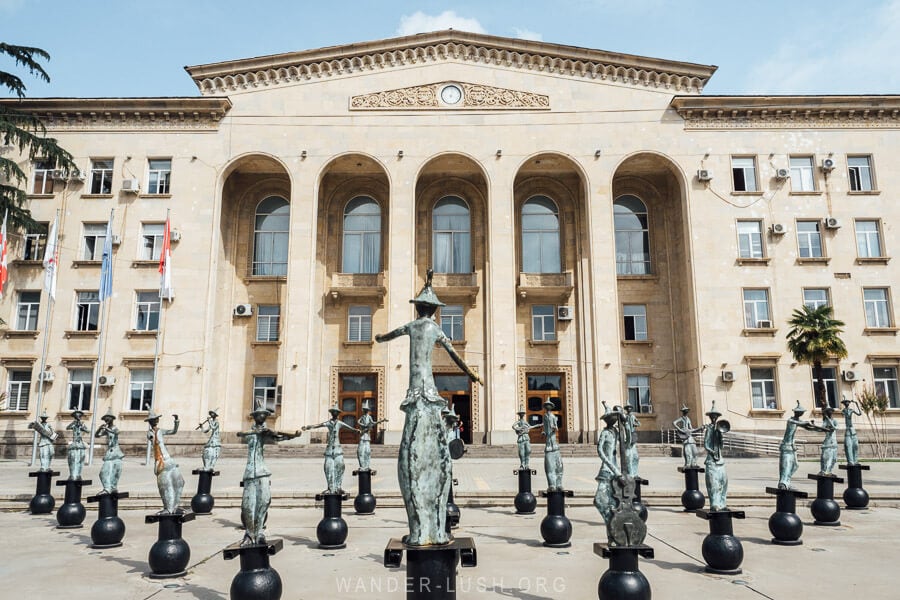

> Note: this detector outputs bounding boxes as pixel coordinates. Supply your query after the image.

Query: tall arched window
[432,196,471,273]
[342,196,381,273]
[253,196,289,276]
[614,195,650,275]
[521,196,561,273]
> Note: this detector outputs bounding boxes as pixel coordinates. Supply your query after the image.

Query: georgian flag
[43,215,59,300]
[0,210,8,299]
[159,217,173,300]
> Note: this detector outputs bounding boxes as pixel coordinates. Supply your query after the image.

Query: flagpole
[87,208,115,467]
[30,209,60,467]
[146,209,171,465]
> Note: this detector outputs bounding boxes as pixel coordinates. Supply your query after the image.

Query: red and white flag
[0,209,8,299]
[158,217,174,300]
[43,215,59,300]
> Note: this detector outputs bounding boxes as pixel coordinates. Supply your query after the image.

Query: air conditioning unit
[842,370,860,382]
[234,303,253,317]
[821,157,836,172]
[121,178,141,193]
[721,370,735,383]
[51,169,68,181]
[775,168,790,179]
[756,320,773,328]
[824,217,841,229]
[557,306,574,321]
[98,375,116,387]
[110,235,122,246]
[697,169,713,182]
[69,170,85,182]
[170,230,181,242]
[770,223,787,235]
[38,371,55,382]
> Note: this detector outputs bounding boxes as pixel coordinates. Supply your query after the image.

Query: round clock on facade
[440,84,462,105]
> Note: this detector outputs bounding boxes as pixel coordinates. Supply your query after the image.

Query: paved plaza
[2,456,898,599]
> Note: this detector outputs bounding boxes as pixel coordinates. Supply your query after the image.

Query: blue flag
[99,218,114,301]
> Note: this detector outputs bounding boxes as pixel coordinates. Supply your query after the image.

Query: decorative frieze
[350,82,549,110]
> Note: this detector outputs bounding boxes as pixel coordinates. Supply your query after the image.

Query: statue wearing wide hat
[512,408,541,470]
[198,408,222,471]
[673,405,702,468]
[778,401,824,489]
[303,406,360,494]
[96,408,124,493]
[66,410,89,480]
[28,410,57,471]
[356,401,387,471]
[542,400,564,491]
[146,410,184,513]
[703,401,729,510]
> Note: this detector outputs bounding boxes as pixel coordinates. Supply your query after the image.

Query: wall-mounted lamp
[397,150,404,159]
[300,150,307,159]
[190,156,197,162]
[594,149,602,158]
[496,149,502,158]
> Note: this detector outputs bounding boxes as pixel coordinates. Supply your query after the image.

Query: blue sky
[2,0,899,98]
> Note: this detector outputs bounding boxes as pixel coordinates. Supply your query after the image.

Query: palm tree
[786,305,848,409]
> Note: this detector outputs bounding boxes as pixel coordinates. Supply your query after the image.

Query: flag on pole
[43,215,59,300]
[99,217,114,301]
[0,210,8,299]
[159,217,173,300]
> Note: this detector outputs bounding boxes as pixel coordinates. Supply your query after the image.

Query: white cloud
[396,11,486,36]
[512,27,543,42]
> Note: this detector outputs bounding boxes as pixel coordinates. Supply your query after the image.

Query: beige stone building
[2,30,899,449]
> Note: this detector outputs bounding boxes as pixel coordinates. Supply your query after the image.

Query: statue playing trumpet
[703,402,730,511]
[196,409,221,471]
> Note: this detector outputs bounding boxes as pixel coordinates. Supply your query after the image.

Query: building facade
[2,31,899,447]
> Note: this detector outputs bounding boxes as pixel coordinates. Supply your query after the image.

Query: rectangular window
[864,288,892,328]
[346,305,371,342]
[147,159,171,194]
[531,305,556,341]
[22,224,47,260]
[750,367,778,409]
[257,305,281,342]
[253,375,278,412]
[82,222,108,261]
[812,367,838,409]
[848,156,874,191]
[736,220,764,258]
[874,367,900,409]
[731,156,758,192]
[623,304,648,341]
[626,374,652,413]
[31,160,54,194]
[16,291,40,330]
[135,291,160,331]
[790,156,816,191]
[440,305,464,341]
[67,368,93,411]
[743,289,771,328]
[75,291,100,331]
[797,220,823,258]
[141,223,165,260]
[89,159,114,194]
[6,369,32,411]
[855,220,883,258]
[803,288,830,310]
[128,368,154,411]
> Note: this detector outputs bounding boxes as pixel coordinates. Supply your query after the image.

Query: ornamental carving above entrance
[350,81,550,110]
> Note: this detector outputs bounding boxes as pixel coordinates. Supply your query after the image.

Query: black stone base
[839,464,871,510]
[383,536,477,600]
[87,491,129,548]
[353,469,377,515]
[29,470,60,515]
[808,473,843,526]
[145,511,195,578]
[594,543,654,600]
[540,489,574,547]
[696,509,745,574]
[765,487,808,545]
[315,492,349,549]
[190,469,219,515]
[55,478,92,529]
[514,469,537,514]
[677,466,705,512]
[223,538,284,600]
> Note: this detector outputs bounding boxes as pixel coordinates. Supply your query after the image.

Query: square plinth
[765,487,809,498]
[223,538,283,560]
[593,543,655,559]
[807,473,844,484]
[383,537,477,569]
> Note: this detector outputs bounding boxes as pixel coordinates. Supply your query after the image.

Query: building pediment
[350,81,549,110]
[185,29,716,96]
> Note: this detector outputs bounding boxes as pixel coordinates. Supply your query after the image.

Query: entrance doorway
[435,374,472,444]
[337,373,379,444]
[525,373,567,443]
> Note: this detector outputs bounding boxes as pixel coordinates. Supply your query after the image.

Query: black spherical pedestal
[808,473,843,526]
[145,511,195,578]
[315,492,349,549]
[594,543,654,600]
[514,469,537,514]
[55,478,92,529]
[839,464,871,509]
[632,478,649,522]
[87,491,129,548]
[223,538,283,600]
[353,469,377,515]
[28,470,60,515]
[190,469,219,515]
[677,466,705,512]
[446,478,460,530]
[696,509,745,574]
[539,489,574,547]
[383,536,477,600]
[765,487,808,545]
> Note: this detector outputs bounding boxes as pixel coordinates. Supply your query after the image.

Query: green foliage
[1,43,75,231]
[786,304,848,408]
[856,384,889,459]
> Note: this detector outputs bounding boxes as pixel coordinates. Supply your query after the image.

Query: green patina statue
[95,408,123,493]
[303,406,361,493]
[841,397,862,465]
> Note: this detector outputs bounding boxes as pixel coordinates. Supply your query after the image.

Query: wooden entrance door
[525,373,567,444]
[338,374,378,444]
[435,374,472,444]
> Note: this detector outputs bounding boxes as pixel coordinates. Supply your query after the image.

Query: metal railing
[660,428,792,457]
